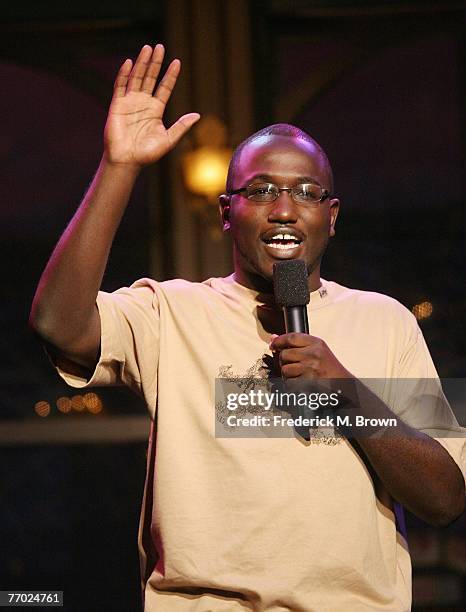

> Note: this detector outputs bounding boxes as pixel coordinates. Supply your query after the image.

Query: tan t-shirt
[57,276,465,612]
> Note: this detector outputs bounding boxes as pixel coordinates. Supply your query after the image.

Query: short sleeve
[55,278,160,416]
[390,318,466,487]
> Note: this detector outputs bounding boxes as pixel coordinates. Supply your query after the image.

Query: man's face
[221,135,339,291]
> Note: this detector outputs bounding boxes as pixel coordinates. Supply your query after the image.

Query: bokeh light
[83,392,103,414]
[56,396,72,413]
[71,395,85,412]
[412,301,433,320]
[34,400,50,417]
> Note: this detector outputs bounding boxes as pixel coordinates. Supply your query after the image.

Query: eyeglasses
[228,182,330,206]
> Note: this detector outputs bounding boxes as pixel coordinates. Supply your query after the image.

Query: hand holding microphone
[271,260,352,439]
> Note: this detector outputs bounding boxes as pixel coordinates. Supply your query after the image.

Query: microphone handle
[283,306,309,334]
[282,305,310,440]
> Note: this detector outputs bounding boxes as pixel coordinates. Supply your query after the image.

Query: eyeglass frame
[226,182,331,205]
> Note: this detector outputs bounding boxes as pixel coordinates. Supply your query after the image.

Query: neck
[233,270,273,294]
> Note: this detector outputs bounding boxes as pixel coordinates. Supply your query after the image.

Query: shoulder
[101,277,213,301]
[325,279,415,318]
[156,277,229,302]
[323,279,421,341]
[98,276,246,316]
[155,275,252,303]
[103,276,239,310]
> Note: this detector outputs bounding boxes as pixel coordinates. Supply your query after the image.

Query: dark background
[1,1,465,610]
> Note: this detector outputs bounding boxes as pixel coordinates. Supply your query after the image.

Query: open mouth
[262,233,303,250]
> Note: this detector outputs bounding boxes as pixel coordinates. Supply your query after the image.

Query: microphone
[273,259,310,334]
[273,259,311,441]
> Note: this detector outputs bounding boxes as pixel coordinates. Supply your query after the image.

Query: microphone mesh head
[273,260,310,307]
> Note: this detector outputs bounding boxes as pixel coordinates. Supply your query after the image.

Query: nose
[267,190,298,224]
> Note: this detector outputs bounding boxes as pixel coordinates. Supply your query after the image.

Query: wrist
[100,153,143,179]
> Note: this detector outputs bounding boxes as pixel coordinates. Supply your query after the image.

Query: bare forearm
[30,157,140,352]
[357,430,464,525]
[271,331,465,527]
[30,45,197,365]
[345,383,465,526]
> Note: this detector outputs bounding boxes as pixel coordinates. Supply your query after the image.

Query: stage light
[181,115,232,240]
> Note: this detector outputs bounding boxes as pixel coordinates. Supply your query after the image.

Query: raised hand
[104,44,200,168]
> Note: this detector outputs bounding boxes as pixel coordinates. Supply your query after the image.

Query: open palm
[104,44,199,168]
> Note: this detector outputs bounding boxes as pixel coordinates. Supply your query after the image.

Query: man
[30,44,465,611]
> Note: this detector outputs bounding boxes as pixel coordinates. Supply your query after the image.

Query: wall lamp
[182,116,232,240]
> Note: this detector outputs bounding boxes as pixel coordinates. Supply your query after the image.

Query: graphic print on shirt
[216,355,341,444]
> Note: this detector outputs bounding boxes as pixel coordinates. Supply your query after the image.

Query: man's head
[219,124,339,292]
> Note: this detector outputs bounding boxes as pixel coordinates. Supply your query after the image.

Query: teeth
[267,242,299,250]
[265,233,301,246]
[271,233,298,241]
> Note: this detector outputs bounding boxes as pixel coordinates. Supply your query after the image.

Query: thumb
[167,113,201,147]
[269,334,279,351]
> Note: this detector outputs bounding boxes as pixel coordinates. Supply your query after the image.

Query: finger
[268,334,279,350]
[281,363,306,379]
[112,59,133,99]
[271,333,315,351]
[153,58,181,106]
[141,44,165,94]
[279,348,312,365]
[127,45,153,93]
[167,112,201,148]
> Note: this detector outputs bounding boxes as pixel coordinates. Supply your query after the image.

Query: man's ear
[329,198,340,237]
[219,194,231,231]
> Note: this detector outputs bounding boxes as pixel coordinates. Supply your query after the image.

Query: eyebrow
[244,174,323,186]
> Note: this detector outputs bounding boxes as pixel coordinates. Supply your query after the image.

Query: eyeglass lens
[246,183,324,203]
